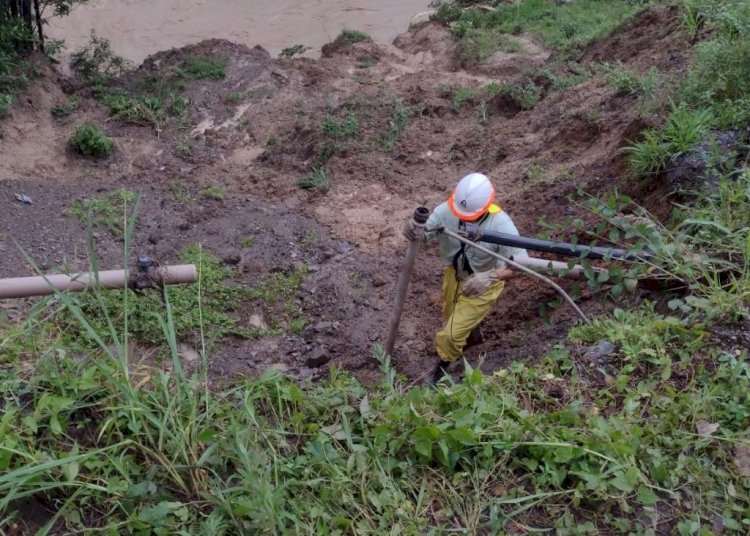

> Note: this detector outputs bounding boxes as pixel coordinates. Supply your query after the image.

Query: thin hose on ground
[438,227,591,325]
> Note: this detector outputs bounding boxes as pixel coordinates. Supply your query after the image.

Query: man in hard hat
[403,172,528,383]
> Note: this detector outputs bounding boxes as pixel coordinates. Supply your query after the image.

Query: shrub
[70,31,131,84]
[334,29,371,46]
[69,123,114,158]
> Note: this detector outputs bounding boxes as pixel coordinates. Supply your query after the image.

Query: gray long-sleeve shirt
[424,202,528,276]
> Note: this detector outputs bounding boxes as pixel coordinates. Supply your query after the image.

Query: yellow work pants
[435,267,505,362]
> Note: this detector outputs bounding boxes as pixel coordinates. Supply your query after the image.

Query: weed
[451,87,475,113]
[433,1,462,23]
[297,168,330,193]
[227,91,244,104]
[358,58,378,69]
[321,113,358,140]
[603,62,661,98]
[239,236,254,248]
[458,28,523,63]
[624,106,711,176]
[478,100,488,124]
[299,228,319,248]
[68,189,135,236]
[381,99,410,151]
[51,96,79,118]
[202,185,226,200]
[69,123,114,158]
[333,29,371,46]
[495,81,542,110]
[279,44,310,58]
[524,161,547,183]
[176,138,193,157]
[169,181,193,203]
[182,56,227,80]
[70,31,131,84]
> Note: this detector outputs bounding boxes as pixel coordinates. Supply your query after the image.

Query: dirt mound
[0,4,694,382]
[581,5,688,71]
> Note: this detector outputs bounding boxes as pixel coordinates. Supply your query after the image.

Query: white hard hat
[448,173,499,221]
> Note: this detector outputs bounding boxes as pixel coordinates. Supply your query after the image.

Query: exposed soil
[0,5,691,383]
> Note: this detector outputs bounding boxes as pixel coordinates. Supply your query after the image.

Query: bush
[334,29,371,46]
[70,31,131,84]
[69,123,114,158]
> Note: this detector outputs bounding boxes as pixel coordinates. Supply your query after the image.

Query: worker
[402,172,528,383]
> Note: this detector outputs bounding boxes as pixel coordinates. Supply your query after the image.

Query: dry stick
[439,227,591,324]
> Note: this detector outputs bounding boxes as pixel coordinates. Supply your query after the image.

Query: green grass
[438,0,645,51]
[69,124,115,158]
[51,96,79,118]
[201,185,227,200]
[603,62,661,98]
[182,56,227,80]
[320,113,358,140]
[333,29,372,46]
[68,189,135,236]
[381,99,410,151]
[297,168,330,193]
[451,86,476,113]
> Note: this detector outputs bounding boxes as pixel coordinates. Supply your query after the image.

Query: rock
[583,340,616,364]
[178,344,200,363]
[248,314,267,330]
[269,363,290,373]
[371,275,388,287]
[14,193,32,204]
[313,321,334,332]
[666,129,749,193]
[305,346,330,367]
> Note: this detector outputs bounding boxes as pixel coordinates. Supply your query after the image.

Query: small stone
[269,363,290,373]
[313,321,334,332]
[178,344,200,363]
[308,265,320,272]
[248,314,267,330]
[14,193,33,204]
[305,346,330,367]
[583,340,616,363]
[371,275,387,287]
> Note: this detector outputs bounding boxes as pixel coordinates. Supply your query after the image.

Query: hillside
[1,0,749,533]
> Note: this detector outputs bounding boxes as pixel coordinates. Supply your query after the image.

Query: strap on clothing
[451,212,490,279]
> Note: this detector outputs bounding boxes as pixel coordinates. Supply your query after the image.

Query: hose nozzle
[413,206,430,225]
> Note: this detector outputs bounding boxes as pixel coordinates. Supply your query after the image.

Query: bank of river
[48,0,432,62]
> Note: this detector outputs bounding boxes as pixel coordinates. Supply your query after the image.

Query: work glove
[402,219,422,241]
[461,269,499,297]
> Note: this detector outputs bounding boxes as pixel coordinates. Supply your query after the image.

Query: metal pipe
[461,224,649,260]
[510,256,596,280]
[441,228,590,324]
[0,265,198,299]
[385,207,431,356]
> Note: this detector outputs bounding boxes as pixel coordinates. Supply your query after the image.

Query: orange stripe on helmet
[447,185,496,222]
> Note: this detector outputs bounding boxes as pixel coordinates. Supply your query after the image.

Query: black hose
[461,224,650,261]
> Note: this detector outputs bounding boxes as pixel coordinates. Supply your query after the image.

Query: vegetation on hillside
[2,0,750,533]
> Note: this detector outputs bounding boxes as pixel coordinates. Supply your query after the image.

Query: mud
[0,6,691,383]
[47,0,432,63]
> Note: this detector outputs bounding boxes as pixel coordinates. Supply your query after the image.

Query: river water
[48,0,432,63]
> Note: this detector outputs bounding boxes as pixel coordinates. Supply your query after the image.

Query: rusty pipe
[0,265,197,300]
[385,207,431,356]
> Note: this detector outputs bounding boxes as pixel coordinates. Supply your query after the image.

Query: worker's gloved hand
[402,220,422,241]
[461,270,499,297]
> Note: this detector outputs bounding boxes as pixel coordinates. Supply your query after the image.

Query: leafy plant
[51,96,79,118]
[451,87,476,113]
[279,44,310,58]
[69,123,114,158]
[70,31,131,84]
[603,62,661,98]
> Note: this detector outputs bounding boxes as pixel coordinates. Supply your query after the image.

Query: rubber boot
[429,358,450,385]
[465,325,485,348]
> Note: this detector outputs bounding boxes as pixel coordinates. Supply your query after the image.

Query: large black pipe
[460,224,650,261]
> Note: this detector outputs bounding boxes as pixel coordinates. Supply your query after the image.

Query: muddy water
[48,0,432,63]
